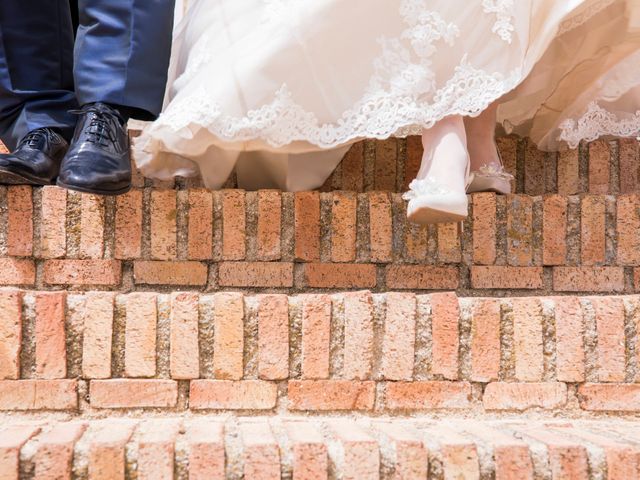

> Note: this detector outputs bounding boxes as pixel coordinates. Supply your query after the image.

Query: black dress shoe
[0,128,68,185]
[57,102,131,196]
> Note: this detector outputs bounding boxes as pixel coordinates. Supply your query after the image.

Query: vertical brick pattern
[0,291,22,379]
[342,291,374,380]
[7,186,33,257]
[512,298,544,381]
[221,190,246,260]
[431,292,460,380]
[257,191,282,261]
[331,192,357,262]
[380,293,416,380]
[213,292,244,380]
[187,189,213,260]
[34,292,67,379]
[40,186,67,258]
[258,295,289,380]
[125,293,158,378]
[301,295,331,379]
[82,292,115,379]
[170,292,200,379]
[294,192,320,262]
[150,190,177,260]
[470,299,501,382]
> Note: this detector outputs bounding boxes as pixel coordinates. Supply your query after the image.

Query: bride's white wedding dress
[135,0,640,191]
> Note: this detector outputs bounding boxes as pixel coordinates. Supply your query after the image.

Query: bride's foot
[464,102,513,195]
[403,116,471,225]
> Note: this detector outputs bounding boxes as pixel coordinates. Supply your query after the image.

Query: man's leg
[0,1,77,150]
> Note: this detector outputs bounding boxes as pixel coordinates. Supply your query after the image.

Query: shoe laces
[71,106,119,147]
[19,128,55,148]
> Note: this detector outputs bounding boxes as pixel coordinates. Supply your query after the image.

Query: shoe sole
[407,205,467,225]
[0,167,54,186]
[56,180,132,196]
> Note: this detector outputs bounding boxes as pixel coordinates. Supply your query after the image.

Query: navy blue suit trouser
[0,0,175,150]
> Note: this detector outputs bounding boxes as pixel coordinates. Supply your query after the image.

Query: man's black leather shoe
[0,128,68,185]
[57,102,131,196]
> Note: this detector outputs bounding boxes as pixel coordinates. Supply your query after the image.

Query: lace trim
[482,0,516,43]
[473,163,514,180]
[557,0,616,36]
[558,101,640,148]
[403,177,451,200]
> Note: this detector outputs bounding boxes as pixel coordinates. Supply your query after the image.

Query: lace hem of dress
[558,101,640,148]
[557,0,616,36]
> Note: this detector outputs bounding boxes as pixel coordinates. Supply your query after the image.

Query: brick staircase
[1,136,640,479]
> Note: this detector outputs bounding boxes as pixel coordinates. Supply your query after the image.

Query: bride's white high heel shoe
[466,144,513,194]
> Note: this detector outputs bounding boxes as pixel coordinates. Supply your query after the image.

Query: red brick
[342,142,365,191]
[578,383,640,411]
[40,186,66,258]
[7,186,33,257]
[617,194,640,265]
[0,425,40,480]
[79,194,105,259]
[328,420,380,480]
[187,421,225,480]
[125,293,157,378]
[431,292,460,380]
[619,138,640,193]
[553,297,585,382]
[0,379,77,410]
[507,195,533,266]
[381,293,416,380]
[343,291,374,380]
[115,189,142,259]
[218,261,293,288]
[88,421,135,480]
[472,193,497,265]
[213,292,244,380]
[303,263,376,289]
[0,258,35,285]
[404,222,428,262]
[170,292,200,379]
[133,261,207,286]
[82,292,115,379]
[553,267,625,292]
[470,298,501,382]
[470,266,543,290]
[385,381,471,409]
[43,259,121,286]
[294,191,320,262]
[386,265,459,290]
[150,190,177,260]
[90,379,177,408]
[137,421,180,480]
[221,190,246,260]
[581,195,606,265]
[189,380,277,410]
[35,423,86,480]
[521,428,589,480]
[424,427,480,480]
[557,148,580,195]
[369,192,392,263]
[437,223,461,264]
[300,294,331,379]
[0,291,22,379]
[497,136,518,188]
[483,382,567,410]
[284,421,328,480]
[34,292,67,379]
[589,140,610,194]
[591,297,626,382]
[375,138,397,190]
[543,195,568,265]
[524,141,545,195]
[331,192,357,262]
[375,423,428,479]
[241,422,281,480]
[187,189,213,260]
[257,190,282,261]
[404,136,422,190]
[257,295,289,380]
[288,380,375,411]
[511,298,543,382]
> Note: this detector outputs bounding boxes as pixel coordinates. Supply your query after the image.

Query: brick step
[1,186,640,293]
[1,290,639,414]
[2,416,640,479]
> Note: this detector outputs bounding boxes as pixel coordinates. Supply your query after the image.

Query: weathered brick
[133,261,207,286]
[331,192,357,262]
[7,186,33,257]
[521,428,589,480]
[88,421,135,480]
[213,292,244,380]
[511,298,544,382]
[189,380,277,410]
[591,297,626,382]
[437,223,461,264]
[241,421,281,480]
[553,267,625,292]
[79,194,105,259]
[483,382,567,410]
[581,195,606,265]
[150,190,177,260]
[34,292,67,379]
[470,298,501,382]
[507,195,533,266]
[431,292,459,380]
[221,190,246,260]
[619,138,640,193]
[470,266,543,290]
[294,191,320,262]
[557,148,580,195]
[35,422,86,480]
[404,136,422,190]
[288,380,375,411]
[0,291,22,379]
[524,140,546,195]
[0,258,35,285]
[589,140,610,194]
[578,383,640,411]
[303,263,376,289]
[375,138,397,190]
[386,265,459,290]
[125,293,157,378]
[284,421,328,480]
[82,292,115,379]
[553,297,585,382]
[375,423,428,480]
[137,422,180,480]
[187,421,225,480]
[218,261,293,288]
[369,192,392,263]
[90,380,177,408]
[115,189,143,259]
[187,189,213,260]
[404,222,428,262]
[497,136,518,189]
[301,294,331,379]
[170,292,200,379]
[385,381,471,409]
[0,425,40,480]
[342,142,365,191]
[258,295,289,380]
[328,420,380,480]
[543,195,568,265]
[381,293,416,381]
[43,259,121,286]
[40,186,66,258]
[257,190,282,261]
[423,427,480,480]
[616,194,640,265]
[342,291,374,380]
[472,193,497,265]
[0,379,77,410]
